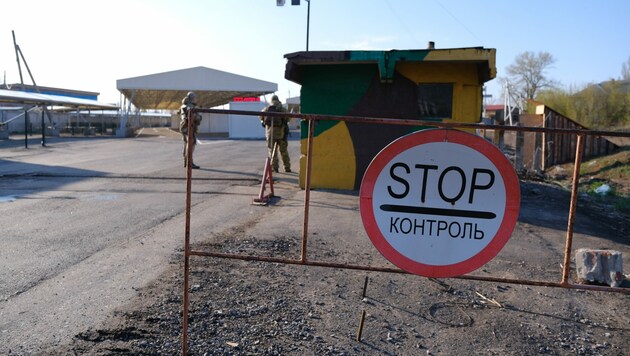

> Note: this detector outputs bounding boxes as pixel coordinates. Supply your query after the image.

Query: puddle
[0,194,121,202]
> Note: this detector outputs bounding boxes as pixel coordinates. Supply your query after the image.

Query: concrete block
[575,248,624,287]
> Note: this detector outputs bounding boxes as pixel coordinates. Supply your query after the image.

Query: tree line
[502,52,630,130]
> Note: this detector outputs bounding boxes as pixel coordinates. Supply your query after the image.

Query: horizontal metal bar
[0,173,258,182]
[192,108,630,138]
[189,249,405,274]
[189,250,630,295]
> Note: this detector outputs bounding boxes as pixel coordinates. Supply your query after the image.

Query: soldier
[260,95,291,173]
[179,91,202,169]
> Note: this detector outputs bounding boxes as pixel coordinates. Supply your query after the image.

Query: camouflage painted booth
[284,47,496,190]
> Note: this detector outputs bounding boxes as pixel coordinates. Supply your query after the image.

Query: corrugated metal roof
[0,89,118,110]
[1,83,99,100]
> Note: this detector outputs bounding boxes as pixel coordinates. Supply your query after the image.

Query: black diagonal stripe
[380,204,496,219]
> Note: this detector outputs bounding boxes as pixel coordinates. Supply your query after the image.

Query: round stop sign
[360,129,520,277]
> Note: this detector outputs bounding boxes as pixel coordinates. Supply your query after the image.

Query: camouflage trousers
[266,126,290,172]
[182,132,197,166]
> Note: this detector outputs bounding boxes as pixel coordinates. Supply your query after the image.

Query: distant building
[482,100,619,172]
[517,105,617,172]
[0,84,118,136]
[484,104,504,122]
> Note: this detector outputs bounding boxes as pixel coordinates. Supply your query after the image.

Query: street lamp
[305,0,310,51]
[277,0,310,51]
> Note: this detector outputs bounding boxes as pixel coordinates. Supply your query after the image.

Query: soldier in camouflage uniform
[260,95,291,173]
[179,91,202,169]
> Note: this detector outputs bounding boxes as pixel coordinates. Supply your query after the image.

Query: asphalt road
[1,130,629,354]
[0,131,301,353]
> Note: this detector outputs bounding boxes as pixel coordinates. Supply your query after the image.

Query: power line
[432,0,485,45]
[383,0,419,45]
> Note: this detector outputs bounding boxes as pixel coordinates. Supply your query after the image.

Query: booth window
[417,83,453,120]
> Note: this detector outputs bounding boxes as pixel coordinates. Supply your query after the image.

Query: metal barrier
[181,108,630,355]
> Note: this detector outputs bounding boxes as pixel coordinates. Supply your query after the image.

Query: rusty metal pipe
[194,108,630,138]
[561,133,585,285]
[357,310,366,342]
[458,274,629,294]
[182,108,195,356]
[301,119,315,262]
[189,249,404,273]
[187,250,630,295]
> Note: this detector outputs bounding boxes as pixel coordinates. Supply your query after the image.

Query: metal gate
[181,108,630,354]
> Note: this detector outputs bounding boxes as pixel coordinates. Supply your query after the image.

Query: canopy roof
[116,66,278,110]
[0,89,118,110]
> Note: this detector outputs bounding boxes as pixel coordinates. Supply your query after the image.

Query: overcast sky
[1,0,628,106]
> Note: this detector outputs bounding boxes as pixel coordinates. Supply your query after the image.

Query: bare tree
[622,56,630,80]
[505,51,557,100]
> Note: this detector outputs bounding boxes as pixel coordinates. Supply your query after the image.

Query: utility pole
[12,31,25,86]
[12,30,51,146]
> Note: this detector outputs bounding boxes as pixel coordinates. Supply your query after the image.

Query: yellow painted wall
[396,62,483,123]
[299,121,356,189]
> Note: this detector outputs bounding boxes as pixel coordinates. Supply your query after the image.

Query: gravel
[42,180,630,355]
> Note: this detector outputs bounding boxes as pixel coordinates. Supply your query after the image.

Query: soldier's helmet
[183,91,197,105]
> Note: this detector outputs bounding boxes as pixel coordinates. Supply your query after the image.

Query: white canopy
[116,66,278,111]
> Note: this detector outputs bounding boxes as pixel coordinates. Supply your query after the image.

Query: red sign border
[359,129,521,278]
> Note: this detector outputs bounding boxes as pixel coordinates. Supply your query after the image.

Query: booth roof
[284,47,497,84]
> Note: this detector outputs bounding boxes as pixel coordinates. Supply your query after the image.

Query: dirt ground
[42,173,630,355]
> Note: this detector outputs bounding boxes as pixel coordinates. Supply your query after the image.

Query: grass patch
[580,148,630,177]
[546,147,630,214]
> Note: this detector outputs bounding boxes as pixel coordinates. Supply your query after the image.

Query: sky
[1,0,629,107]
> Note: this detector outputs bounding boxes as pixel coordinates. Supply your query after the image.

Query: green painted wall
[293,49,495,190]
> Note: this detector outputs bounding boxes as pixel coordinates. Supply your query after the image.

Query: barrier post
[561,133,585,285]
[182,107,194,356]
[253,143,277,205]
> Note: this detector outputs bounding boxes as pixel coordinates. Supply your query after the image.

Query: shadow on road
[519,181,628,244]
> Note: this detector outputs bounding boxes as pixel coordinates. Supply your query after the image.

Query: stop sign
[360,129,520,277]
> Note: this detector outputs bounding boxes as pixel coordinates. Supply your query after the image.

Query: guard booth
[284,46,497,190]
